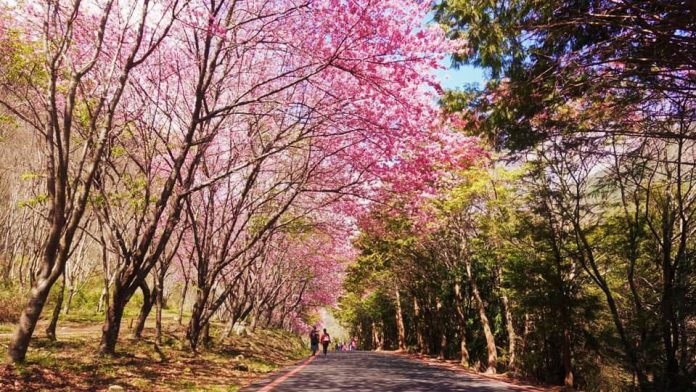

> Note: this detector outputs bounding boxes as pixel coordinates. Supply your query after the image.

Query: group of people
[309,327,358,357]
[335,338,357,352]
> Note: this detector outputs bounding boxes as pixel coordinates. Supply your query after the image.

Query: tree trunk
[45,273,66,341]
[221,318,235,340]
[155,276,164,346]
[555,268,574,387]
[7,208,69,363]
[97,237,110,314]
[250,306,261,332]
[497,275,516,370]
[263,307,274,328]
[395,287,406,351]
[185,321,202,353]
[573,225,649,389]
[371,321,383,351]
[660,205,679,390]
[521,313,530,356]
[133,281,155,339]
[97,286,107,313]
[64,287,75,315]
[414,297,425,354]
[465,258,497,373]
[100,304,124,356]
[439,331,447,360]
[377,322,383,350]
[436,296,446,360]
[8,270,61,362]
[372,322,378,350]
[459,334,469,367]
[561,320,574,387]
[99,287,128,356]
[186,290,208,352]
[177,278,188,325]
[64,236,85,316]
[202,323,211,349]
[453,282,470,367]
[549,226,574,387]
[1,208,15,281]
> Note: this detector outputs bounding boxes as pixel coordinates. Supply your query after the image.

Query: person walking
[309,326,320,356]
[320,329,331,356]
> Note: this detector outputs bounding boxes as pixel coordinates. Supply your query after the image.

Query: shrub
[0,285,24,323]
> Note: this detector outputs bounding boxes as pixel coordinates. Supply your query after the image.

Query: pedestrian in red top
[320,329,331,356]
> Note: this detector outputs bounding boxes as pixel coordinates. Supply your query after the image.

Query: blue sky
[422,8,487,90]
[436,56,488,90]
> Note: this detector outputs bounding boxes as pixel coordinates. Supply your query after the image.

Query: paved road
[242,351,528,392]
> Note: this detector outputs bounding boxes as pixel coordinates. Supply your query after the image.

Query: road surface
[242,351,533,392]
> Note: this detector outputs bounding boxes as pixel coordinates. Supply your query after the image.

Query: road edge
[384,351,564,392]
[239,355,316,392]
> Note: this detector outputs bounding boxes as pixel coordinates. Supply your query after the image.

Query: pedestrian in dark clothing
[309,327,320,356]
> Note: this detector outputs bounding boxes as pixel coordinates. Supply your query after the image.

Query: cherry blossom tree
[93,0,464,355]
[0,0,181,362]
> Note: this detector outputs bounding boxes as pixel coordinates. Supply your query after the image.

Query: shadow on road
[244,351,519,392]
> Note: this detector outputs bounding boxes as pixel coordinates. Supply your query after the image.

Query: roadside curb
[240,355,316,392]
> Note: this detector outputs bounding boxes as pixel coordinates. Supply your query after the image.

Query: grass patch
[246,358,277,373]
[204,385,240,392]
[61,311,104,323]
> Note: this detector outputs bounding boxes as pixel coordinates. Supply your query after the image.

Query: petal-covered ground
[0,318,306,391]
